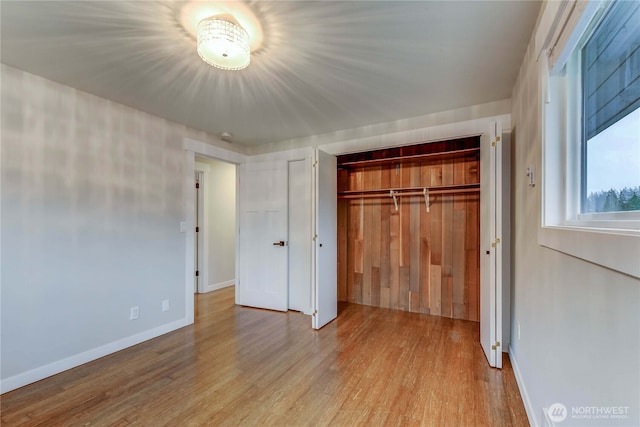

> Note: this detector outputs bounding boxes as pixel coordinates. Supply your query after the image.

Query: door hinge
[491,341,501,350]
[312,310,318,316]
[313,234,318,241]
[195,226,200,233]
[195,270,199,277]
[195,182,200,189]
[491,238,501,248]
[313,160,318,167]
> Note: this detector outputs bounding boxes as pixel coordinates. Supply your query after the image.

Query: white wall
[0,65,237,392]
[509,23,640,427]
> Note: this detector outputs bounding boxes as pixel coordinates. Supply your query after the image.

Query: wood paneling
[337,146,480,322]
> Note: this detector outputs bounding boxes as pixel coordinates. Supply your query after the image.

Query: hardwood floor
[1,287,528,426]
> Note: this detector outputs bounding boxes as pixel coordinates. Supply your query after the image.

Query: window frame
[538,0,640,279]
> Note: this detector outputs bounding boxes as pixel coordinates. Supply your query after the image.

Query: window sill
[538,225,640,279]
[567,217,640,232]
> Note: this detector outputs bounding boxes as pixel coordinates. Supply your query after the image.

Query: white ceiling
[1,1,541,147]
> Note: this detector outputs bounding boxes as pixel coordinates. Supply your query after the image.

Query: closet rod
[339,183,479,196]
[338,187,479,199]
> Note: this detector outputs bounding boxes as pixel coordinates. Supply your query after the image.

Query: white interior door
[238,160,288,311]
[312,149,337,329]
[288,158,312,314]
[480,121,503,368]
[494,121,504,369]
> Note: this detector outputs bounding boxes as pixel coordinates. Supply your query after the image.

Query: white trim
[535,0,575,61]
[0,319,188,394]
[509,345,537,427]
[184,151,196,325]
[549,1,603,72]
[184,138,246,164]
[317,115,511,156]
[566,219,640,231]
[235,168,240,305]
[534,0,603,70]
[248,146,315,163]
[203,279,235,293]
[577,211,640,222]
[194,167,209,294]
[494,120,503,369]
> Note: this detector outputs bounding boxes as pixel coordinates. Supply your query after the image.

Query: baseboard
[509,344,537,426]
[203,279,234,293]
[0,318,189,394]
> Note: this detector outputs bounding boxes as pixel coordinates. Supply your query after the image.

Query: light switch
[526,165,535,187]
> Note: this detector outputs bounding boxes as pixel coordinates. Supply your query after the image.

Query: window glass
[581,0,640,213]
[585,108,640,212]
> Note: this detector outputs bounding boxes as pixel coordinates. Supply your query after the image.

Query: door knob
[273,241,285,247]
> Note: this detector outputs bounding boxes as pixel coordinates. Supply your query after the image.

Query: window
[581,0,640,214]
[538,0,640,278]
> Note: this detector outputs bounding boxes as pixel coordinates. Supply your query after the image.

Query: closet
[337,137,480,322]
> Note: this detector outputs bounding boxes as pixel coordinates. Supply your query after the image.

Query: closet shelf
[337,147,480,168]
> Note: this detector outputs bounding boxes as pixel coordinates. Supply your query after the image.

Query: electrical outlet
[130,306,139,320]
[162,300,170,312]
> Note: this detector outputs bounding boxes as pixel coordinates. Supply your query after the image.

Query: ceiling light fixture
[197,15,250,70]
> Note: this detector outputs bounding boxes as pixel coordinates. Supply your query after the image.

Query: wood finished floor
[1,286,528,426]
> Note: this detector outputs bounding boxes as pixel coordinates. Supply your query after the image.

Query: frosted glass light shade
[197,16,250,71]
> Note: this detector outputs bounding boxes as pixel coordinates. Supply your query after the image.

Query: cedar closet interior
[336,137,480,322]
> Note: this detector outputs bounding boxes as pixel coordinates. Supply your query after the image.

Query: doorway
[194,156,237,296]
[333,127,508,369]
[190,153,321,318]
[336,137,481,320]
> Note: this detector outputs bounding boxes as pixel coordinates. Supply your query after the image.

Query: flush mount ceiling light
[178,1,264,70]
[197,15,250,70]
